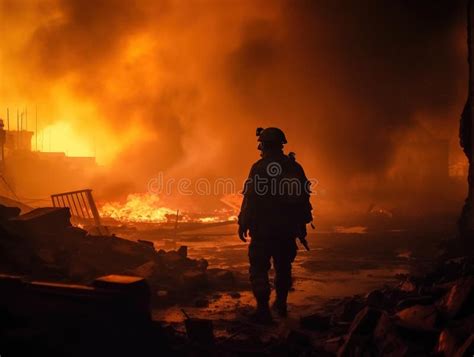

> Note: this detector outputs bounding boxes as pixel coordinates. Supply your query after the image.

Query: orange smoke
[0,0,469,217]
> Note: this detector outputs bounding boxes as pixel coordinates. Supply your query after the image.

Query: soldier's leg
[272,238,297,315]
[248,239,272,309]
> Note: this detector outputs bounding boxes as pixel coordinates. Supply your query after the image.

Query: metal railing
[51,189,109,235]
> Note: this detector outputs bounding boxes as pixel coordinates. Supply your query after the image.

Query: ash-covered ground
[2,203,472,355]
[112,217,452,335]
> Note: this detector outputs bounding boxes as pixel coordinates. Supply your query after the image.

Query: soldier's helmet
[256,127,287,144]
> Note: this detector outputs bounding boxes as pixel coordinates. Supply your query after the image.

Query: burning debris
[100,193,177,223]
[99,193,237,225]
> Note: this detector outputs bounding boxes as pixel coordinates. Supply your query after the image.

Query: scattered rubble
[0,204,243,306]
[295,255,474,356]
[2,202,474,354]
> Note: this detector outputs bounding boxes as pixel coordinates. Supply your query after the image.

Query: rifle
[298,222,314,251]
[298,237,310,251]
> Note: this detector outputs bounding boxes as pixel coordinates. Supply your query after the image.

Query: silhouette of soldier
[238,127,313,323]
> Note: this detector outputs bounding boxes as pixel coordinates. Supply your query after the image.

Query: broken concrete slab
[395,304,439,332]
[129,261,157,280]
[346,306,383,336]
[455,334,474,357]
[439,276,474,320]
[8,207,71,235]
[436,314,474,356]
[160,250,187,267]
[396,296,435,310]
[331,296,365,323]
[373,312,408,356]
[137,239,155,249]
[93,275,151,315]
[323,336,345,355]
[0,204,21,221]
[337,307,382,356]
[436,328,464,357]
[398,278,417,293]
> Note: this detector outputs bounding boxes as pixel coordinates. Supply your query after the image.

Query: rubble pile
[2,203,474,354]
[0,204,241,304]
[297,256,474,356]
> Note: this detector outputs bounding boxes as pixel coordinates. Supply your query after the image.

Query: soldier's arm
[295,162,313,225]
[238,163,258,229]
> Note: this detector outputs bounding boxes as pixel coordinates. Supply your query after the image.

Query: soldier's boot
[272,290,288,317]
[250,297,273,325]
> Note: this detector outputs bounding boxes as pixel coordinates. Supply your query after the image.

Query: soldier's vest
[252,154,309,234]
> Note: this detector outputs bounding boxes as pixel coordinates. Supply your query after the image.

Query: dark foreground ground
[4,205,472,355]
[114,220,451,340]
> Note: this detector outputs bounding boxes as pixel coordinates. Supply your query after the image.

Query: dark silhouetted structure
[460,0,474,240]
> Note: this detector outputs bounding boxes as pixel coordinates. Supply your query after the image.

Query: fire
[100,193,177,223]
[39,121,94,157]
[100,193,238,224]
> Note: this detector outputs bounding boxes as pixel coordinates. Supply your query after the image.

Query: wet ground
[113,221,451,336]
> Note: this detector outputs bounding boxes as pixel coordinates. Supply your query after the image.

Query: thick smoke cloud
[0,0,468,203]
[225,0,466,176]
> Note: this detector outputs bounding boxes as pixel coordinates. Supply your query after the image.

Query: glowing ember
[197,216,221,223]
[334,226,368,234]
[100,193,176,223]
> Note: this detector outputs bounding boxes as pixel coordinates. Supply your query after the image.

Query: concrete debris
[438,276,474,320]
[395,304,439,332]
[0,204,239,304]
[177,245,188,258]
[8,207,71,234]
[292,255,474,357]
[335,296,365,322]
[3,201,474,354]
[0,204,20,221]
[137,239,154,248]
[373,312,408,356]
[323,336,345,355]
[337,307,382,356]
[436,328,464,356]
[129,261,157,280]
[456,334,474,357]
[396,295,435,310]
[0,273,174,356]
[398,277,417,293]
